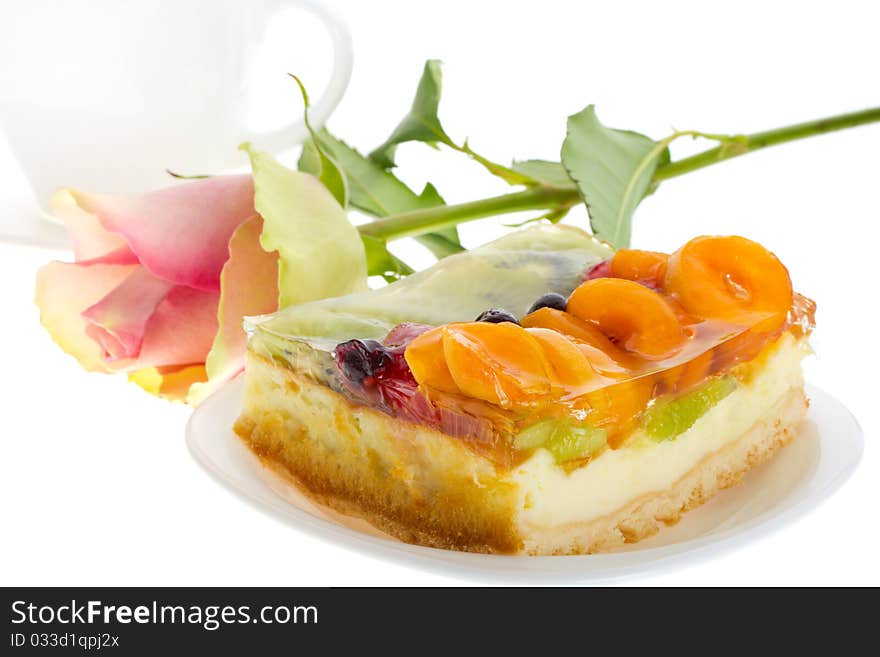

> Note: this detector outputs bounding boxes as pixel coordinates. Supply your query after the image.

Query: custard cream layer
[513,334,809,530]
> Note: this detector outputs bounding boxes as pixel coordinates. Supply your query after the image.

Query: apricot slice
[578,376,654,447]
[521,307,631,372]
[525,327,601,393]
[713,326,768,371]
[609,249,669,288]
[665,235,793,332]
[657,348,714,395]
[567,278,686,359]
[404,327,461,394]
[442,322,552,406]
[574,343,631,378]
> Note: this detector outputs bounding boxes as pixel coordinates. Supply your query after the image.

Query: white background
[1,0,877,585]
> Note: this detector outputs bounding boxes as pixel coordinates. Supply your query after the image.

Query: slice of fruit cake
[235,226,814,554]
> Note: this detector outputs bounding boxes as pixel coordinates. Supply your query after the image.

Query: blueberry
[527,293,568,314]
[475,308,519,324]
[335,339,392,384]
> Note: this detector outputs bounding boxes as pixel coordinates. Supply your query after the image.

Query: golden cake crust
[235,354,522,553]
[234,353,807,555]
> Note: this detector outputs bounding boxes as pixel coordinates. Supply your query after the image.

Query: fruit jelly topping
[333,235,814,464]
[333,329,514,463]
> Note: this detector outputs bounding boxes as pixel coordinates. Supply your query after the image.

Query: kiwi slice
[514,419,607,463]
[643,375,737,441]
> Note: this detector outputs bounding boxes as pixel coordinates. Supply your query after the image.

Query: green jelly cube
[514,419,607,463]
[513,419,559,450]
[545,424,608,463]
[643,375,737,441]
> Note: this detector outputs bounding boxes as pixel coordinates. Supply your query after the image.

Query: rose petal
[81,267,177,362]
[245,148,367,307]
[58,175,255,291]
[38,260,219,373]
[51,189,131,262]
[78,247,140,266]
[188,215,279,403]
[129,364,208,401]
[35,261,138,371]
[130,285,219,370]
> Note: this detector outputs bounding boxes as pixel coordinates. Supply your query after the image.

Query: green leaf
[416,180,444,206]
[366,60,542,190]
[242,144,367,308]
[290,75,348,207]
[561,105,669,248]
[413,230,463,259]
[301,129,436,215]
[299,128,463,258]
[369,60,452,168]
[510,159,574,187]
[412,183,462,258]
[643,147,671,198]
[459,141,538,186]
[361,234,414,282]
[310,146,348,209]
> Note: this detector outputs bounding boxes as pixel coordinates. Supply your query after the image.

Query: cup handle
[242,0,353,153]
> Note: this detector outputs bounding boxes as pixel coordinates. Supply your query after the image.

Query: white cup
[0,0,352,246]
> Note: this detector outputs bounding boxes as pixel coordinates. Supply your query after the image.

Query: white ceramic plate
[186,380,862,583]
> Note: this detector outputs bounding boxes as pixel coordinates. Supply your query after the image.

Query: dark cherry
[474,308,519,324]
[334,339,392,385]
[527,292,568,314]
[331,327,455,430]
[334,337,420,414]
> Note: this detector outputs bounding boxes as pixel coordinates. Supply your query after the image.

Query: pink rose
[35,175,279,401]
